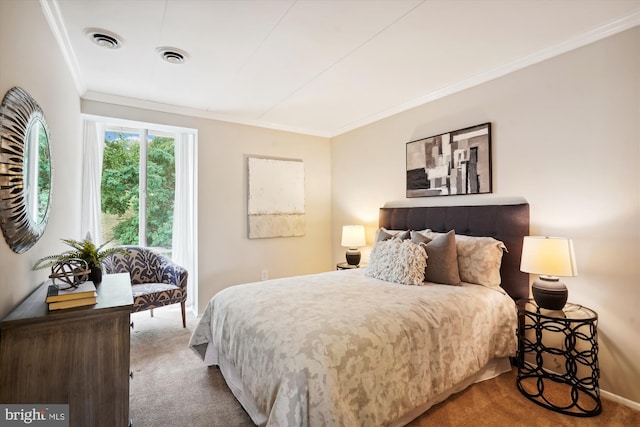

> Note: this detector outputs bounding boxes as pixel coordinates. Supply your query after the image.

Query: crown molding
[82,91,333,138]
[40,0,86,95]
[330,11,640,138]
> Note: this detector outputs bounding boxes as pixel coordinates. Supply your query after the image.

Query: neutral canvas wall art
[247,156,305,238]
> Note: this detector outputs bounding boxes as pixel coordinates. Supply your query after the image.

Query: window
[82,117,198,313]
[101,127,175,252]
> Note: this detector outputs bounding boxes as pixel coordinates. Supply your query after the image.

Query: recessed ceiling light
[157,47,189,64]
[85,28,123,49]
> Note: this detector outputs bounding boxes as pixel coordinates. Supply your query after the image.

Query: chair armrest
[158,257,188,290]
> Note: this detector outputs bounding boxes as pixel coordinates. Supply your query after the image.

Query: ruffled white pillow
[365,238,427,285]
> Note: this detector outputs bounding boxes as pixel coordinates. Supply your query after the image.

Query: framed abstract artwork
[247,156,305,238]
[406,122,492,197]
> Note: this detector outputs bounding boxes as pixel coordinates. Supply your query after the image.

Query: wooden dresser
[0,273,133,427]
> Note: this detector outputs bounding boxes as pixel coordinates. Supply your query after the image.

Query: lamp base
[532,276,568,310]
[345,248,361,266]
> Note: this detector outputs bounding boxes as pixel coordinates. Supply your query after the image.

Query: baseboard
[189,305,198,318]
[601,389,640,411]
[516,362,640,412]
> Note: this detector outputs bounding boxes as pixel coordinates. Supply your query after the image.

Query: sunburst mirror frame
[0,87,52,253]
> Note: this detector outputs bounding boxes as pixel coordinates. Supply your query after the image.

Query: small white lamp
[341,225,366,266]
[520,236,578,310]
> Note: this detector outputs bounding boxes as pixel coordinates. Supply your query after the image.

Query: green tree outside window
[101,132,175,248]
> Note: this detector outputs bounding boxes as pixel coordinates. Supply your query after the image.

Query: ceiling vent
[157,47,189,64]
[85,28,123,49]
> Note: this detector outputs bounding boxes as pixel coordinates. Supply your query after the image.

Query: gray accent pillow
[375,228,410,243]
[411,230,461,285]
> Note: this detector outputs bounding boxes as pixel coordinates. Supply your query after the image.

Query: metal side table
[517,299,601,417]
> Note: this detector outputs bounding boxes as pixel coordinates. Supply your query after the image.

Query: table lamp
[341,225,366,266]
[520,236,577,310]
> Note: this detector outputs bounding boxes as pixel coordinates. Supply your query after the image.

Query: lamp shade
[520,236,577,277]
[341,225,366,248]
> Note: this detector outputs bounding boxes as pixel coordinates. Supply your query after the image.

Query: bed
[190,201,530,426]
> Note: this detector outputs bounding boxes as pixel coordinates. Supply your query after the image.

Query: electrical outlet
[261,269,268,281]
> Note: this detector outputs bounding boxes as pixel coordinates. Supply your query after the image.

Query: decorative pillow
[374,228,410,244]
[365,238,427,285]
[423,231,507,288]
[454,235,507,287]
[411,230,461,285]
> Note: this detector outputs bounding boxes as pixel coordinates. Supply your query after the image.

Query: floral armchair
[102,246,188,328]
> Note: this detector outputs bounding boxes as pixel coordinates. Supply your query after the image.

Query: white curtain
[81,120,104,245]
[172,132,197,312]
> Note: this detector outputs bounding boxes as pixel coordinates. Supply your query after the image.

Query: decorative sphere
[49,258,90,287]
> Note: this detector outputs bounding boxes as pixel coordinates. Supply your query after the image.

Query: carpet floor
[130,307,640,426]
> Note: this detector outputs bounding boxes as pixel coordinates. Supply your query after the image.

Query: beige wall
[81,101,332,314]
[0,0,83,318]
[331,28,640,403]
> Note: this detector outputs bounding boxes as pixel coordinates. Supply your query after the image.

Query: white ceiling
[44,0,639,137]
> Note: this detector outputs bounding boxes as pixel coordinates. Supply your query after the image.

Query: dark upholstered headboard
[379,202,530,300]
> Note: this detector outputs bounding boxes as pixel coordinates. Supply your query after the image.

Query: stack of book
[46,281,97,311]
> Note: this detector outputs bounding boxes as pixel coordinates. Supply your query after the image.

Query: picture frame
[406,122,492,197]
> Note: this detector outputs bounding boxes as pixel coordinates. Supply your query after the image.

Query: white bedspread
[189,268,517,426]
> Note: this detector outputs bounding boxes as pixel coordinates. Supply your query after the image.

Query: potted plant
[33,233,125,283]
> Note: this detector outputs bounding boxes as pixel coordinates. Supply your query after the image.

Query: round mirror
[0,87,52,253]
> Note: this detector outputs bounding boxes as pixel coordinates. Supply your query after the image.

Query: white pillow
[422,231,507,288]
[365,238,427,285]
